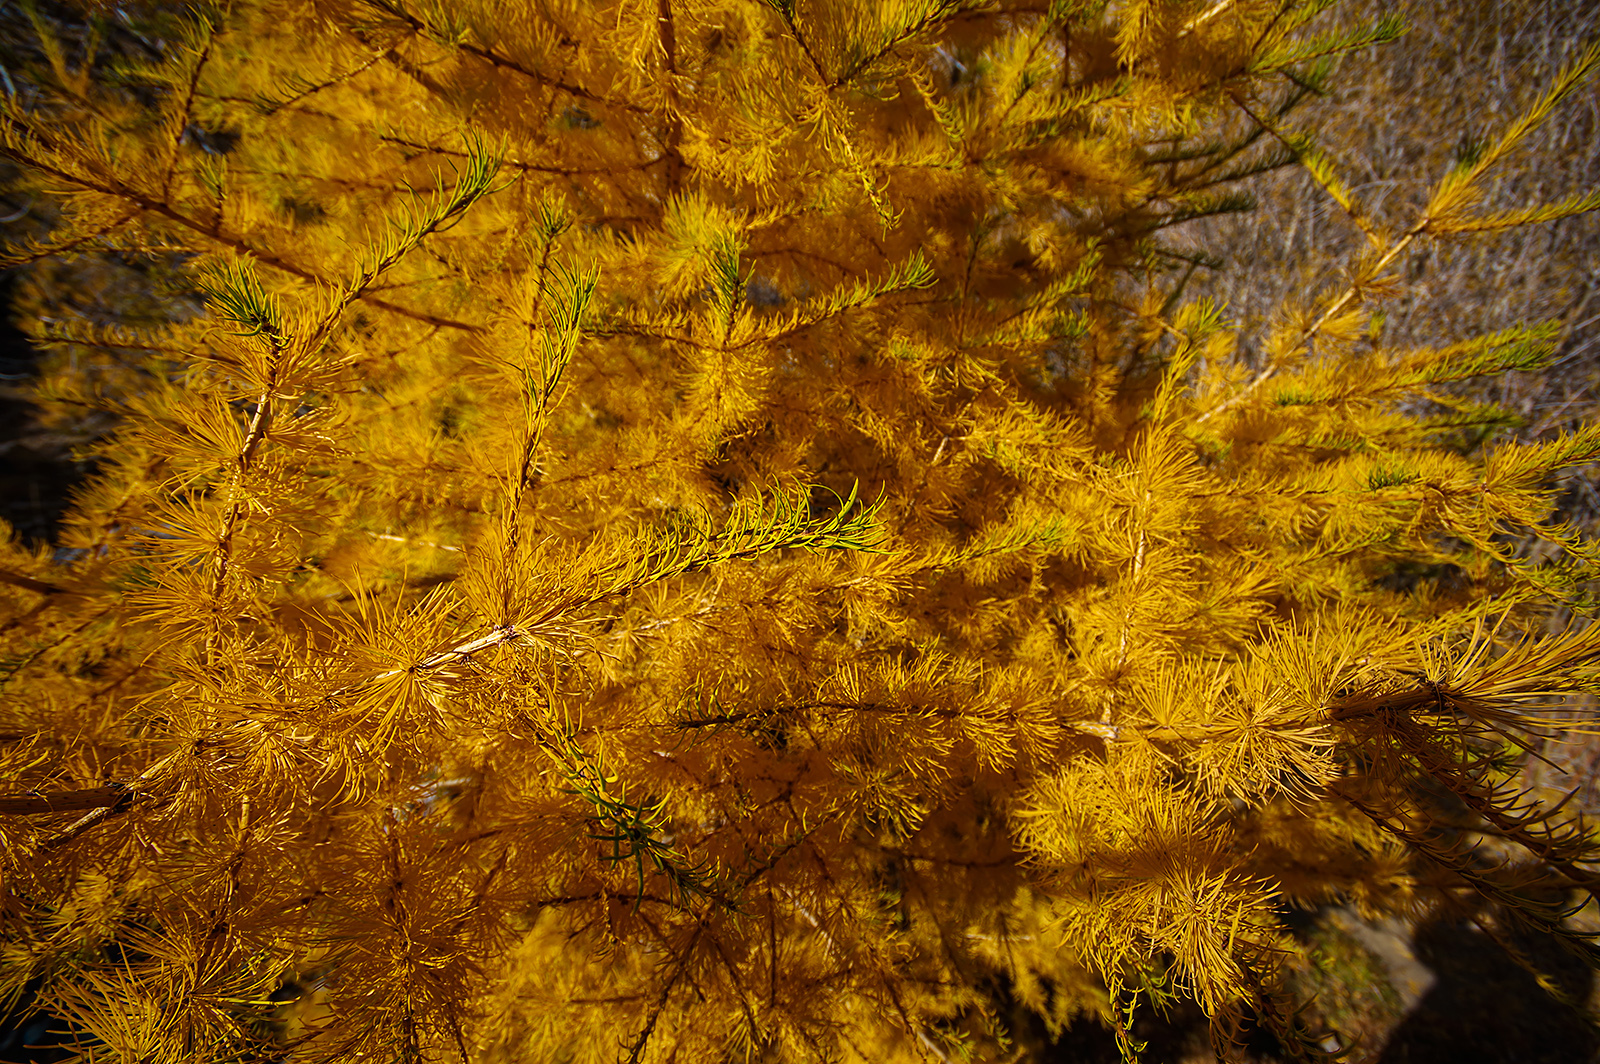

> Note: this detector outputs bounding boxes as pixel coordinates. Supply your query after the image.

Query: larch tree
[1,1,1599,1061]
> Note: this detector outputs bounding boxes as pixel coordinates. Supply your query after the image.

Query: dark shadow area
[1026,997,1216,1064]
[0,979,76,1064]
[996,969,1290,1064]
[0,269,90,548]
[1377,913,1597,1064]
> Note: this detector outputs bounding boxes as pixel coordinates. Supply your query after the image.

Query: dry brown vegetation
[1191,0,1600,441]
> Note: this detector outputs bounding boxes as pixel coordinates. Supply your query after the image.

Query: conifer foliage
[1,0,1599,1060]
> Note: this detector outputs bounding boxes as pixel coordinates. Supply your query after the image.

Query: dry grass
[1186,0,1600,444]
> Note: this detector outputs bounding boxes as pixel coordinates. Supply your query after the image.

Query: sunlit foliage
[1,1,1599,1060]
